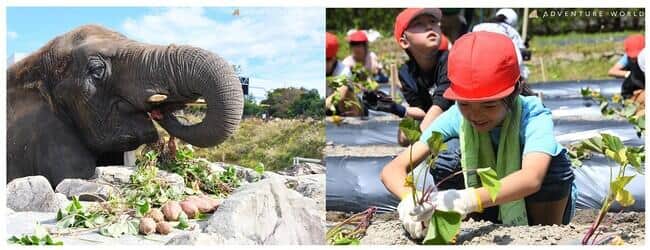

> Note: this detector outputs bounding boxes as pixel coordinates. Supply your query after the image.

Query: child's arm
[419,105,444,131]
[608,62,630,78]
[380,141,431,199]
[476,152,552,208]
[608,55,630,78]
[418,152,552,218]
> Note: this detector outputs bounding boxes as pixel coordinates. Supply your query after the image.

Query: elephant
[7,25,244,186]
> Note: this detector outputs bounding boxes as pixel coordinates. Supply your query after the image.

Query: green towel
[459,96,528,226]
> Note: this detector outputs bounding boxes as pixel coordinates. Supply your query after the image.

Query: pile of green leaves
[158,144,241,196]
[124,150,183,208]
[399,117,502,244]
[8,225,63,246]
[569,133,645,245]
[56,196,112,229]
[326,207,377,245]
[581,87,645,137]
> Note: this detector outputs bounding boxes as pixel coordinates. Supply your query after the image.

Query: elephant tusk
[147,94,168,103]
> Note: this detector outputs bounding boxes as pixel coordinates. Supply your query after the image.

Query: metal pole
[522,8,530,42]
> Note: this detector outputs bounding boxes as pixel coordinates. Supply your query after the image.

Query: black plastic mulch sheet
[326,79,645,213]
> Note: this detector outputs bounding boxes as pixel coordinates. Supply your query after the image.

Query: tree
[261,87,324,119]
[289,89,325,118]
[243,96,265,117]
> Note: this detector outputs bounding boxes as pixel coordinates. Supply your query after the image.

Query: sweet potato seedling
[326,207,377,245]
[570,133,644,245]
[399,117,502,244]
[581,87,645,137]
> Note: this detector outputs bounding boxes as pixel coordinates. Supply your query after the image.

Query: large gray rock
[55,179,116,201]
[279,163,325,176]
[93,166,184,190]
[204,178,324,244]
[290,174,325,210]
[7,176,67,212]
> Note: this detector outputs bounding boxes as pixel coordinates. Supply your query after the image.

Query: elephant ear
[9,52,45,89]
[9,39,71,91]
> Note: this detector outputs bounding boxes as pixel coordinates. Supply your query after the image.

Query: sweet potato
[156,221,172,235]
[161,201,183,221]
[179,200,199,219]
[139,217,156,235]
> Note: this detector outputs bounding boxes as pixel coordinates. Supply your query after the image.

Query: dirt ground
[326,209,645,245]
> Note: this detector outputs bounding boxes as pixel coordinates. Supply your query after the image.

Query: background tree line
[244,87,324,119]
[326,8,645,36]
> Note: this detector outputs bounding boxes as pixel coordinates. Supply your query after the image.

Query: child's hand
[398,191,429,239]
[428,188,482,219]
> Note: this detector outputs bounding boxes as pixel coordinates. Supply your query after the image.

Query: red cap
[444,32,520,101]
[326,32,339,59]
[624,34,645,58]
[393,8,442,44]
[439,35,449,51]
[348,30,368,43]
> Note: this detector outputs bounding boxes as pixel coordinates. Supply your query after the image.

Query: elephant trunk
[156,47,243,147]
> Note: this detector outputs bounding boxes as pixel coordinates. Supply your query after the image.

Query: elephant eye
[87,59,106,80]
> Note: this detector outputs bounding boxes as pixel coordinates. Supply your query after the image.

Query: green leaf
[20,235,33,245]
[611,175,636,207]
[254,162,265,176]
[426,131,448,157]
[422,210,462,245]
[43,235,63,245]
[29,235,40,245]
[581,136,605,153]
[476,167,501,203]
[601,133,624,152]
[8,236,20,244]
[99,219,139,238]
[399,117,421,144]
[176,213,189,230]
[196,212,209,221]
[333,237,360,245]
[626,147,645,175]
[136,200,151,217]
[56,216,76,228]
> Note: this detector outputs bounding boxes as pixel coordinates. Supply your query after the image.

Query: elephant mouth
[145,100,198,125]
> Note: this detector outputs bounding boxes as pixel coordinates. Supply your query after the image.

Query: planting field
[325,79,645,245]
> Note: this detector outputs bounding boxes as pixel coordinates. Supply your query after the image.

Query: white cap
[496,8,518,28]
[638,48,646,73]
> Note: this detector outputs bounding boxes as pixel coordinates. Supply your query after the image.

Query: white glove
[410,188,482,222]
[397,192,429,239]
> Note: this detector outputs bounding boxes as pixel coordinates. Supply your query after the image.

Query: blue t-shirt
[617,54,629,67]
[420,96,564,157]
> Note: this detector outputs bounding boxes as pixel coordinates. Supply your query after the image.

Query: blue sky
[7,7,326,99]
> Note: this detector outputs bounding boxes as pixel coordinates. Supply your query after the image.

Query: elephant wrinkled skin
[7,25,244,185]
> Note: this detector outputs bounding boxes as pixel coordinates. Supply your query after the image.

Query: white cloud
[8,31,18,39]
[121,7,325,96]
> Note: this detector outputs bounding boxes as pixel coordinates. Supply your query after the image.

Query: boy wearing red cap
[366,8,454,146]
[608,34,645,100]
[342,30,386,82]
[380,32,575,239]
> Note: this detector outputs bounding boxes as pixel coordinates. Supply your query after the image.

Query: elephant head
[8,25,244,154]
